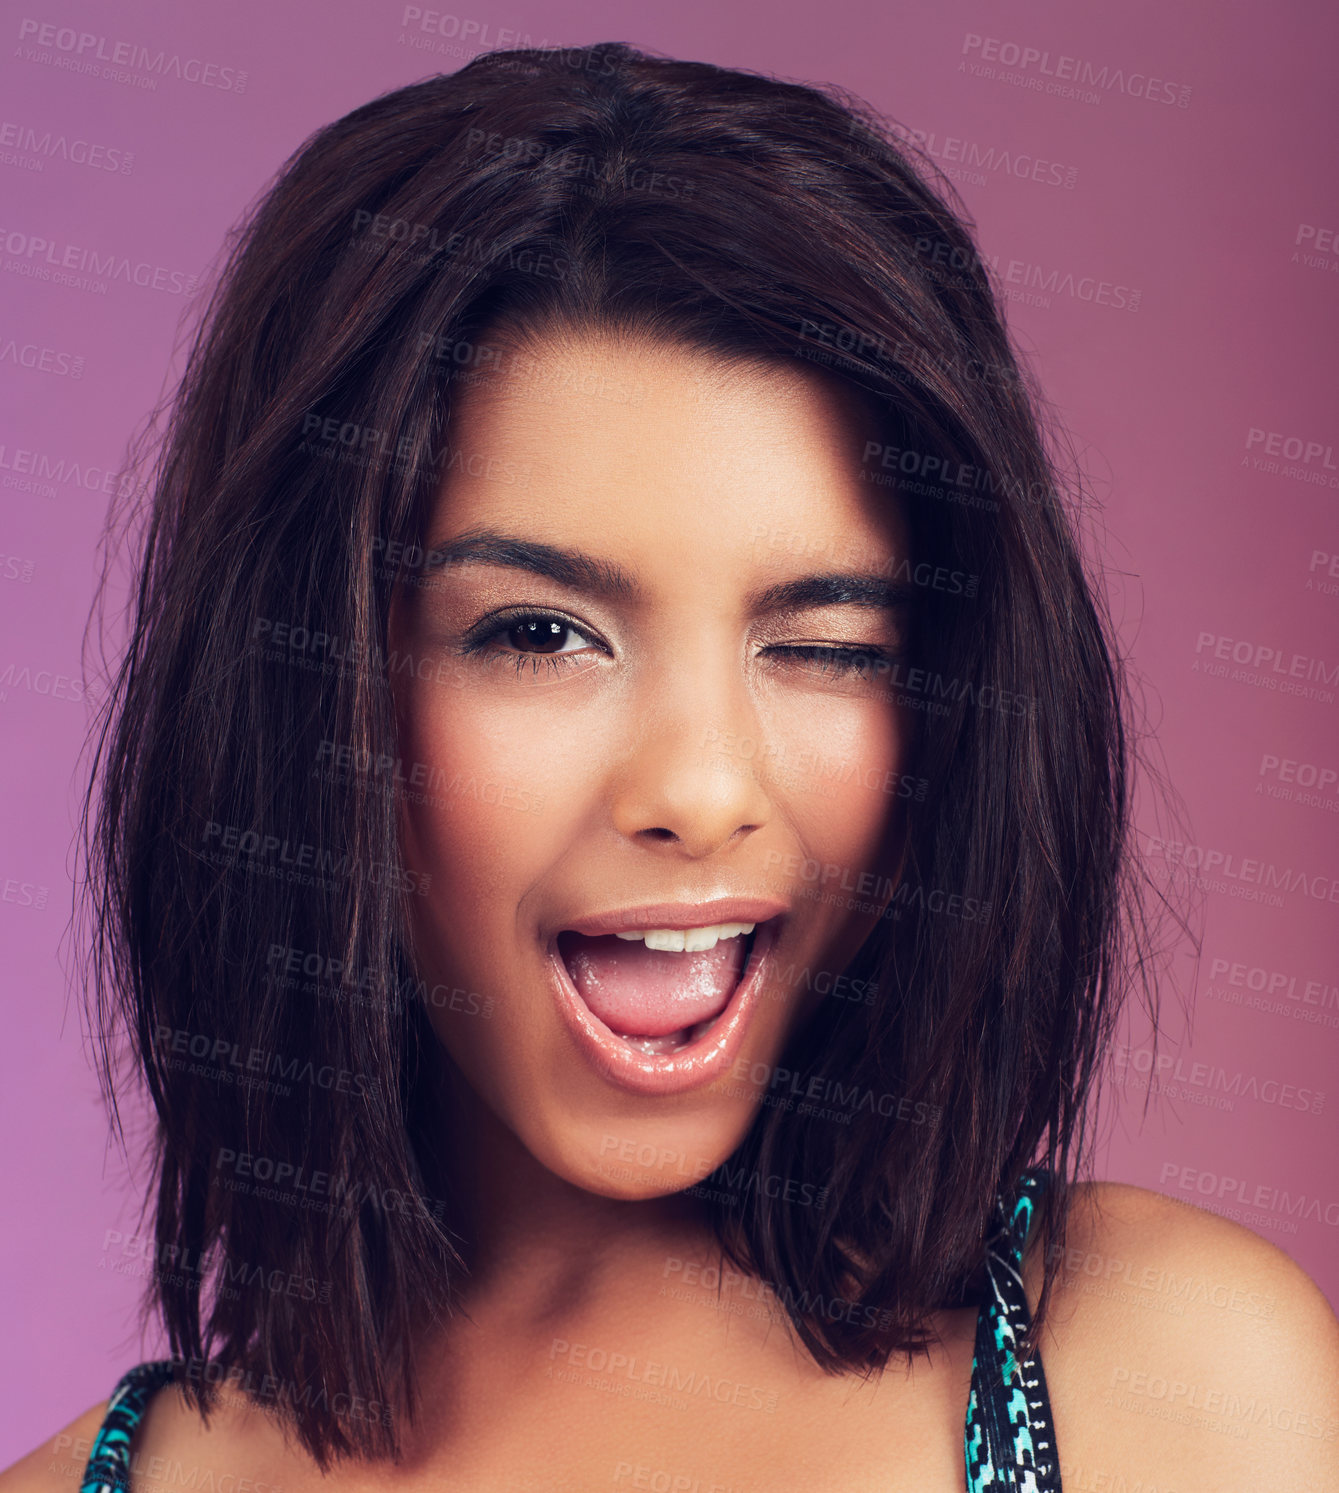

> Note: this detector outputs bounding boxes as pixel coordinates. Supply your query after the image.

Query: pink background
[2,0,1336,1457]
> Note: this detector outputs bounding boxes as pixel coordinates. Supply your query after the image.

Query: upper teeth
[613,921,756,953]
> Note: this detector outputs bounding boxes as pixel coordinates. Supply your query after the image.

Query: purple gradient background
[2,0,1336,1456]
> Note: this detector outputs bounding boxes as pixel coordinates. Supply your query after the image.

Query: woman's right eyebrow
[422,528,635,598]
[422,527,915,616]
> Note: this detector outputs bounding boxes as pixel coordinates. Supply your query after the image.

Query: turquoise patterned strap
[964,1168,1062,1491]
[79,1360,176,1493]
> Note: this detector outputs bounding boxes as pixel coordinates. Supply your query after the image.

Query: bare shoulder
[0,1399,111,1492]
[1022,1179,1339,1493]
[0,1381,294,1493]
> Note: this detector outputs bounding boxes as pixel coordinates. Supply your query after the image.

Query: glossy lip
[557,897,791,938]
[546,911,784,1097]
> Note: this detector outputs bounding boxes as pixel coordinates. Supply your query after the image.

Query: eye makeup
[452,605,904,685]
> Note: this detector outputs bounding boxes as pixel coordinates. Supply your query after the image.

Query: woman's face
[389,328,915,1201]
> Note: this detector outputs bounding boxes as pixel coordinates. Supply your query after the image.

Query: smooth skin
[6,332,1337,1492]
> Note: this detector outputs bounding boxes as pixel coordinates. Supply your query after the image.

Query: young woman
[5,40,1336,1493]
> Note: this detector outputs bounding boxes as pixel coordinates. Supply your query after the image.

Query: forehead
[423,329,908,563]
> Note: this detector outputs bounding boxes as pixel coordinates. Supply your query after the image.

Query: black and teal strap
[79,1360,176,1493]
[964,1167,1062,1491]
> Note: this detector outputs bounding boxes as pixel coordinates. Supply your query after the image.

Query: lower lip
[545,918,781,1097]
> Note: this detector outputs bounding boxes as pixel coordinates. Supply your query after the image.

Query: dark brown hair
[81,39,1172,1468]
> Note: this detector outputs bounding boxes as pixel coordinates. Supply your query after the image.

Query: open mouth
[553,920,766,1058]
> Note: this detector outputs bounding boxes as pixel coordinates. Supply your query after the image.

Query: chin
[536,1106,756,1204]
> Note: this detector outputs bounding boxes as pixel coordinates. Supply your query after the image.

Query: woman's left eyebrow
[749,572,917,615]
[421,527,915,613]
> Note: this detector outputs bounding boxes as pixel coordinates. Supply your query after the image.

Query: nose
[607,650,774,860]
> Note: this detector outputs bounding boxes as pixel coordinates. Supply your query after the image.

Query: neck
[431,1052,721,1325]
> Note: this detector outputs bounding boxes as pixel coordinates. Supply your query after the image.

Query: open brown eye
[506,617,571,653]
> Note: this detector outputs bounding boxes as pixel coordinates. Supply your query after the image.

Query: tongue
[556,931,749,1037]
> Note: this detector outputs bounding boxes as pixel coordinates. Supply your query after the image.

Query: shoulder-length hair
[81,39,1169,1468]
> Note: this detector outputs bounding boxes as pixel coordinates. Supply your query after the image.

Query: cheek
[399,684,542,874]
[394,678,607,967]
[393,683,564,1102]
[765,689,908,868]
[757,692,908,1032]
[831,705,904,861]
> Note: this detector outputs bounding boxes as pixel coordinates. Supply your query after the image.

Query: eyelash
[459,611,899,680]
